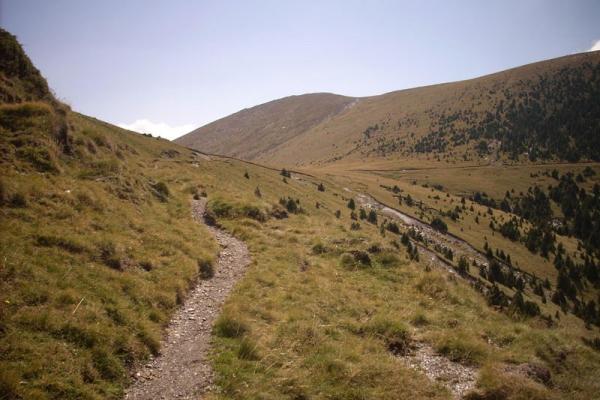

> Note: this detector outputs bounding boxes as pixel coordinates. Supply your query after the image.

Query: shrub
[214,314,247,338]
[457,256,469,274]
[350,222,361,230]
[317,183,325,192]
[367,244,381,253]
[359,208,367,219]
[347,198,356,210]
[362,317,410,355]
[279,197,299,214]
[86,130,111,148]
[209,199,266,222]
[270,205,288,219]
[92,347,124,380]
[80,159,121,178]
[340,253,355,268]
[237,338,260,360]
[0,102,54,131]
[367,210,378,224]
[139,261,153,271]
[240,205,266,222]
[35,234,87,253]
[16,146,58,173]
[376,251,400,268]
[410,313,430,327]
[97,241,122,270]
[151,181,170,201]
[416,274,449,300]
[58,323,100,348]
[312,242,328,255]
[431,217,448,233]
[350,250,371,266]
[203,209,218,226]
[435,334,487,365]
[138,328,160,356]
[582,337,600,352]
[210,199,234,217]
[510,291,541,317]
[0,180,6,206]
[9,192,27,208]
[0,368,20,400]
[198,259,214,279]
[386,221,400,234]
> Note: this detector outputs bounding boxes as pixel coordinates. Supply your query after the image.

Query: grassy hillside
[179,51,600,167]
[2,28,600,400]
[176,93,356,161]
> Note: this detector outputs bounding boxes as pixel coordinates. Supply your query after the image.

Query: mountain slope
[178,51,600,167]
[3,28,600,400]
[176,93,356,160]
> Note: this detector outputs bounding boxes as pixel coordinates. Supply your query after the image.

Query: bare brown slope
[179,51,600,167]
[175,93,356,160]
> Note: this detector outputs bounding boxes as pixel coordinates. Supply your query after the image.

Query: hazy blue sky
[2,0,599,139]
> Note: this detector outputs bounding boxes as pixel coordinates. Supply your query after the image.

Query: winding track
[125,198,251,400]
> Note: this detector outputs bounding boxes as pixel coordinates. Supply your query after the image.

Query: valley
[1,26,600,400]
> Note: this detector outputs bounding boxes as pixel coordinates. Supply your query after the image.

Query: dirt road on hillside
[125,198,251,400]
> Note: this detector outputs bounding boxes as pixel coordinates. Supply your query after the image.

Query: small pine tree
[244,171,250,179]
[401,233,410,246]
[430,217,448,233]
[367,209,378,224]
[317,183,325,192]
[347,198,356,210]
[254,186,261,198]
[335,210,341,218]
[359,208,367,220]
[457,256,469,274]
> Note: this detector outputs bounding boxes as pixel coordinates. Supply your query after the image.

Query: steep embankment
[178,51,600,167]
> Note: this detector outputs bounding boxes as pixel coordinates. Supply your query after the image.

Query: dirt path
[125,198,251,400]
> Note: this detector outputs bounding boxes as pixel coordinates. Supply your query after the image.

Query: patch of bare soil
[125,198,251,400]
[402,342,478,399]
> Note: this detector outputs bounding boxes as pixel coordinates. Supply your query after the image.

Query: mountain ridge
[177,50,600,167]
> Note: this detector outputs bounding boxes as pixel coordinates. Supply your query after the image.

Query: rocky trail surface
[400,342,478,399]
[125,198,251,400]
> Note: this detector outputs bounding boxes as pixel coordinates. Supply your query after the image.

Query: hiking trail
[125,198,251,400]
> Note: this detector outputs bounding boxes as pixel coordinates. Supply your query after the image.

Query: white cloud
[589,39,600,52]
[117,119,196,140]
